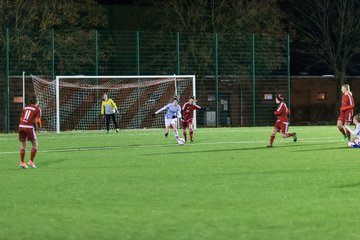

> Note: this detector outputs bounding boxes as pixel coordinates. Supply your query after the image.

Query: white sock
[174,132,179,140]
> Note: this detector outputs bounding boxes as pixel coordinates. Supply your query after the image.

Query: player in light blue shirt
[345,114,360,148]
[154,97,182,142]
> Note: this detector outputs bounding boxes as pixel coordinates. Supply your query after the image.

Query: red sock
[30,148,37,162]
[338,127,346,136]
[189,130,193,141]
[183,131,187,141]
[346,129,351,139]
[270,135,275,145]
[20,149,25,162]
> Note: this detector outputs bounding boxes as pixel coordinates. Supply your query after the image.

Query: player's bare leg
[344,122,351,141]
[19,140,28,169]
[28,140,38,168]
[281,132,297,142]
[165,126,170,138]
[337,120,347,142]
[189,123,194,142]
[267,128,277,148]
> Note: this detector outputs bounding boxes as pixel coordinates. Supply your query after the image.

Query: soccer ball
[177,138,185,145]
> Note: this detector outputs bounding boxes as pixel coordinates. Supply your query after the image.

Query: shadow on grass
[145,142,333,156]
[332,182,360,188]
[292,146,348,152]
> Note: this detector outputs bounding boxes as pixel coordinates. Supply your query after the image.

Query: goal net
[31,75,196,133]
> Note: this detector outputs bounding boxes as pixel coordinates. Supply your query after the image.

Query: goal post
[31,75,196,133]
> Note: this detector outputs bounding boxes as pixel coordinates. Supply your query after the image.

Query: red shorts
[181,118,193,129]
[18,126,37,141]
[274,121,289,134]
[338,110,353,123]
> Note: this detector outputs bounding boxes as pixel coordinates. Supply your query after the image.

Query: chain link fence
[0,30,289,132]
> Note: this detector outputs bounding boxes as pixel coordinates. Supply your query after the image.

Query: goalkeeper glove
[172,115,177,119]
[152,113,157,117]
[200,107,209,111]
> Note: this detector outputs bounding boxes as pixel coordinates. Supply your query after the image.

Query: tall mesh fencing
[0,30,289,132]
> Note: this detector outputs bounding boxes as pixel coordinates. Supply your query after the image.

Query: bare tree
[288,0,360,88]
[0,0,108,132]
[145,0,283,34]
[140,0,286,76]
[0,0,107,75]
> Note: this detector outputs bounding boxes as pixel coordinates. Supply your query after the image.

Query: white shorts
[347,138,360,148]
[165,117,177,127]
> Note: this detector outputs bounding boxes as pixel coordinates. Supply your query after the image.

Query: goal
[31,75,196,133]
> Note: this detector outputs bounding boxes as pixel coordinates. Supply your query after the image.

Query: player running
[337,84,354,142]
[345,114,360,148]
[181,96,205,142]
[101,93,119,133]
[267,94,297,148]
[18,96,42,169]
[154,97,182,143]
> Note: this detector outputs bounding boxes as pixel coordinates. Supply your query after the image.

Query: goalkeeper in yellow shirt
[101,93,119,133]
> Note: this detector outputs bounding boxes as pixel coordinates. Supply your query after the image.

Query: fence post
[176,32,180,75]
[95,30,99,130]
[136,31,140,128]
[239,34,243,126]
[95,30,99,76]
[51,29,55,80]
[5,28,10,133]
[287,34,291,110]
[136,31,140,76]
[214,32,219,127]
[252,34,256,127]
[22,71,25,108]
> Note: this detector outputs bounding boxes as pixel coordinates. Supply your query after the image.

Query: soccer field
[1,126,360,240]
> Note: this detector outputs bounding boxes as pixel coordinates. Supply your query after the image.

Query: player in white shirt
[154,97,182,142]
[345,114,360,148]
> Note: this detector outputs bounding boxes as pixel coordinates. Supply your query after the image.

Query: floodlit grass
[1,126,360,240]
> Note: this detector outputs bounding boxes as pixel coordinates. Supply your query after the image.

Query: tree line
[1,0,360,89]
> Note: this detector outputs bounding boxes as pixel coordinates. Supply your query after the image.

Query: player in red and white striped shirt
[337,84,355,142]
[267,94,297,148]
[181,96,204,142]
[18,96,42,169]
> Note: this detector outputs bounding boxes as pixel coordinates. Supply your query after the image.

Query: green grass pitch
[1,126,360,240]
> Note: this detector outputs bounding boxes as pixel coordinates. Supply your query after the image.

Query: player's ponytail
[29,95,38,104]
[276,94,284,102]
[354,114,360,122]
[342,84,352,95]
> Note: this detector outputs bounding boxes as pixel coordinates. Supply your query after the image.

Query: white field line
[0,135,343,141]
[0,138,342,155]
[0,129,343,141]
